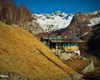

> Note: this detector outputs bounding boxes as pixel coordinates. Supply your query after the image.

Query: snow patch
[88,17,100,26]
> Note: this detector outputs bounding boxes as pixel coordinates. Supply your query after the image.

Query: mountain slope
[0,23,81,80]
[86,24,100,59]
[61,10,100,40]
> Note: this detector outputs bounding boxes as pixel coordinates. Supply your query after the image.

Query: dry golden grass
[62,59,89,72]
[0,24,79,80]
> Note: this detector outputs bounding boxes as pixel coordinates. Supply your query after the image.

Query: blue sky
[14,0,100,14]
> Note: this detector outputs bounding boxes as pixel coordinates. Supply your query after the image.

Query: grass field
[0,23,79,80]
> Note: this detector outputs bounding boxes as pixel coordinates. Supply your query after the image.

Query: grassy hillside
[0,23,79,80]
[62,59,89,72]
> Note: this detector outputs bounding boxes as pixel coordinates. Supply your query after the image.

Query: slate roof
[41,35,84,43]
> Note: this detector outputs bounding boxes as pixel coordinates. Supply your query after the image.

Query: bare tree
[0,0,33,28]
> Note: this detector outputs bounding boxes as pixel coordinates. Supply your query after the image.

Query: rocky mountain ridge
[60,10,100,39]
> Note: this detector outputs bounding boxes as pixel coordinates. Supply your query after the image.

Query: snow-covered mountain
[34,11,74,32]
